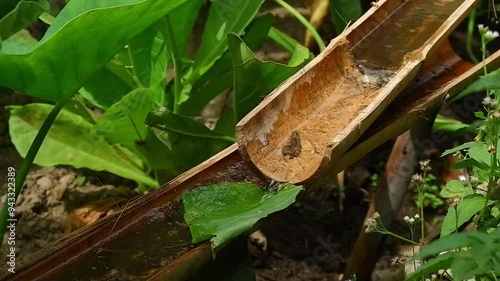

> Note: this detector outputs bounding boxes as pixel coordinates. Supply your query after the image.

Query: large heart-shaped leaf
[0,0,187,101]
[8,103,157,186]
[0,0,49,40]
[0,0,22,18]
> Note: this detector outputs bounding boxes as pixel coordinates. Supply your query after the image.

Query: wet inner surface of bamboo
[353,0,464,69]
[39,159,264,281]
[29,0,468,280]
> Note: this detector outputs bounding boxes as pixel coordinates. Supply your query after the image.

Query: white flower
[408,218,415,224]
[478,24,485,29]
[419,159,431,171]
[411,174,424,184]
[485,30,500,40]
[414,214,420,219]
[404,216,410,221]
[459,175,467,181]
[482,96,492,105]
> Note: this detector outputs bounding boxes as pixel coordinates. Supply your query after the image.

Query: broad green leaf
[149,33,168,103]
[179,14,274,116]
[433,115,470,132]
[191,0,265,76]
[451,69,500,102]
[441,194,492,237]
[329,0,362,34]
[440,180,473,198]
[0,0,22,19]
[228,33,311,121]
[181,0,266,104]
[468,143,491,167]
[63,95,96,125]
[147,109,235,142]
[128,25,159,88]
[405,252,455,281]
[8,103,158,186]
[417,232,479,258]
[0,37,35,54]
[80,61,134,109]
[441,141,480,156]
[268,26,302,54]
[167,0,202,58]
[95,88,157,155]
[452,158,489,171]
[214,109,237,137]
[144,109,234,174]
[0,0,49,40]
[0,0,187,102]
[182,182,302,250]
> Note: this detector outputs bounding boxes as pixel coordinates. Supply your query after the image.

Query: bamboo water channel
[3,0,500,280]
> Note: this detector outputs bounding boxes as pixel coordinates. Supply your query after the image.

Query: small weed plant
[366,24,500,281]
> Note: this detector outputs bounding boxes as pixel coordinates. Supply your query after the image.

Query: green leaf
[0,0,22,19]
[148,33,168,104]
[80,61,134,109]
[127,25,159,88]
[144,109,234,174]
[185,0,265,86]
[63,95,96,125]
[268,26,302,54]
[417,233,478,258]
[167,0,202,58]
[182,182,302,250]
[451,69,500,102]
[405,252,455,281]
[440,180,473,198]
[468,143,491,167]
[95,88,157,156]
[179,14,274,116]
[441,194,492,237]
[441,141,480,156]
[147,108,235,142]
[329,0,362,34]
[8,103,158,186]
[228,33,311,121]
[433,115,470,132]
[0,0,49,40]
[0,0,187,102]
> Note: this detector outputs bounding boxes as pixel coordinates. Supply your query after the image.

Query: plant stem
[159,17,182,113]
[482,35,487,75]
[0,97,70,245]
[480,124,498,221]
[274,0,326,51]
[382,230,419,245]
[466,9,479,64]
[420,172,426,242]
